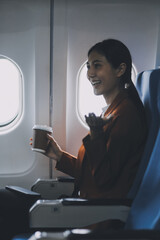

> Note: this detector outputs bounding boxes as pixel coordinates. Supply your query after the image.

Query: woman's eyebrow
[87,60,103,65]
[93,60,103,63]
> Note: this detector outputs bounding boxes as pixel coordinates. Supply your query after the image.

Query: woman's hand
[30,135,63,162]
[85,113,112,139]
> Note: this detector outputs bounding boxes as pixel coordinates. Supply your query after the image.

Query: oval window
[0,55,23,133]
[76,60,137,128]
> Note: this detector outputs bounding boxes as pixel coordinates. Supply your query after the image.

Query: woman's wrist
[56,150,63,162]
[90,129,104,140]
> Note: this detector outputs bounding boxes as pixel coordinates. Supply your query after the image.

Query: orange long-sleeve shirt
[56,90,147,199]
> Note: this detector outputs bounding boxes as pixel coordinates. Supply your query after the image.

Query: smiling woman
[0,56,23,133]
[37,39,148,204]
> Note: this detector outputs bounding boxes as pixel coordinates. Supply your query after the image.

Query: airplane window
[76,61,137,128]
[0,56,23,133]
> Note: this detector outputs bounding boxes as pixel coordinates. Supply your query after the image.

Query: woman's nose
[87,67,96,80]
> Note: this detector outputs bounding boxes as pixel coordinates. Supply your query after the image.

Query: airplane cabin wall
[0,0,160,187]
[0,0,51,188]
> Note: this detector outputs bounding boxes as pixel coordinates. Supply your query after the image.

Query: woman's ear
[116,63,127,77]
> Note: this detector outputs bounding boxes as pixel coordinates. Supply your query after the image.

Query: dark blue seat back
[127,69,160,199]
[125,68,160,229]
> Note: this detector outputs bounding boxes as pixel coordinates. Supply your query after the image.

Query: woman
[31,39,147,200]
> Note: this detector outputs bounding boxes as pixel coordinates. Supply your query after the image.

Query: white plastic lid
[32,125,53,133]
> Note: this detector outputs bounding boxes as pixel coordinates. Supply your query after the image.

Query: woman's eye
[86,64,90,69]
[94,64,101,69]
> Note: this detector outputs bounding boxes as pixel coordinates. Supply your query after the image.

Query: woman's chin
[93,90,102,96]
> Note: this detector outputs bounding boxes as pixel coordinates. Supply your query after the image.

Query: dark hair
[88,39,145,117]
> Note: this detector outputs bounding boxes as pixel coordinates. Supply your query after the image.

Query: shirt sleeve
[55,151,80,178]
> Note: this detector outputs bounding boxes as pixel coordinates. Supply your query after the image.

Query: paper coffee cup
[32,125,53,153]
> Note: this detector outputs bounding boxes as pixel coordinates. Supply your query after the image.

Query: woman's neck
[103,88,122,105]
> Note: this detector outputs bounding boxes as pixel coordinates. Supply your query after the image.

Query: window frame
[0,55,24,134]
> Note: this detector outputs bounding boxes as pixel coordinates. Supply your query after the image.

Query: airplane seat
[0,186,41,240]
[124,129,160,230]
[125,70,160,229]
[27,68,160,239]
[29,68,160,232]
[127,68,160,199]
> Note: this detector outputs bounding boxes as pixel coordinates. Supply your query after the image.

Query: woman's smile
[91,79,102,87]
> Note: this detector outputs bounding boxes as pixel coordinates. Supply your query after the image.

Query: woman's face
[87,51,124,102]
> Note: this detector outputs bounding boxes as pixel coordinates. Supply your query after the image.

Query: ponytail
[126,81,146,119]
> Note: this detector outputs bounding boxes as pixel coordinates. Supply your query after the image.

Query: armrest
[57,176,75,182]
[61,198,132,206]
[6,185,41,198]
[31,177,75,199]
[69,229,160,239]
[28,229,160,240]
[29,198,132,229]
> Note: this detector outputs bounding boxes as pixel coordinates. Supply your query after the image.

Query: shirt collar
[103,89,129,117]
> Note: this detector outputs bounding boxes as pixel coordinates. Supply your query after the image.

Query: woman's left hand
[85,113,112,139]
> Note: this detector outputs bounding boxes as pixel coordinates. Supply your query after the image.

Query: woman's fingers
[85,113,97,126]
[29,137,33,146]
[47,133,53,140]
[85,112,113,129]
